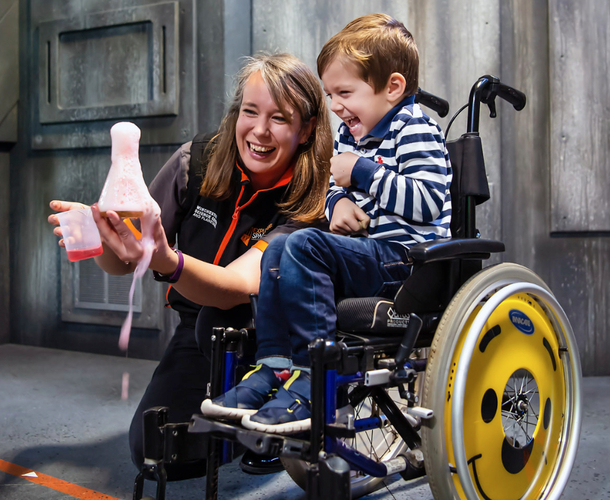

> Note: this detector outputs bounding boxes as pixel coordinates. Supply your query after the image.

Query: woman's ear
[299,116,318,144]
[386,73,407,103]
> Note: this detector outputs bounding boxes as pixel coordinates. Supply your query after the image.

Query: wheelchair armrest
[408,238,505,264]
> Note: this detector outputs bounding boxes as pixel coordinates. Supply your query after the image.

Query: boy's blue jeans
[255,228,412,367]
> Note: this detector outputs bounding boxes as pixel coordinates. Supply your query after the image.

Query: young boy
[200,13,452,434]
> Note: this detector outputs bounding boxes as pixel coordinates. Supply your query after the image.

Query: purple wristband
[168,250,184,283]
[153,249,184,283]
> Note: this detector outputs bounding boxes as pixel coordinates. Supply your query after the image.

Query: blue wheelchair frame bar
[221,349,238,465]
[307,338,424,495]
[318,352,428,480]
[324,368,390,478]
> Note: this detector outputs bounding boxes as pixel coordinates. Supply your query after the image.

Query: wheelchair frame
[133,76,582,500]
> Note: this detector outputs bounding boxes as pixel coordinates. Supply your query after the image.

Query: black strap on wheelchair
[446,133,490,239]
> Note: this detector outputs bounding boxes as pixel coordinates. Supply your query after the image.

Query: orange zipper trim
[213,184,246,265]
[212,164,294,266]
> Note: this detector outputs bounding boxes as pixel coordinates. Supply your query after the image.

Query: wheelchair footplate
[189,414,310,461]
[189,414,359,500]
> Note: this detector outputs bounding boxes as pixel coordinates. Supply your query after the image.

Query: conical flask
[98,122,151,218]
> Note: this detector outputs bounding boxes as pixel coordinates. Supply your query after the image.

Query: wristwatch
[152,250,184,283]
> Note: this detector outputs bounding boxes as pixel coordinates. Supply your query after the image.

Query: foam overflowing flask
[99,122,151,217]
[99,122,161,350]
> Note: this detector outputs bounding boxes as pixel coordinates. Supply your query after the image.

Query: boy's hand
[330,197,370,235]
[330,152,359,187]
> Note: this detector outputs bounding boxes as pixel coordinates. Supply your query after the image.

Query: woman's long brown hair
[199,53,332,223]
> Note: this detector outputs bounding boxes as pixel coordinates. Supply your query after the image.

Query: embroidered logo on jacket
[193,206,218,228]
[241,224,273,246]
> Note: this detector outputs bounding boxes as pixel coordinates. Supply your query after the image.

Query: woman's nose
[253,117,270,136]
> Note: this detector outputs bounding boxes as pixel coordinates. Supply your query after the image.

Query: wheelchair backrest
[446,133,490,239]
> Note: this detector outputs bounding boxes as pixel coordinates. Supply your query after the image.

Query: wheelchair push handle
[467,75,527,133]
[415,88,450,118]
[497,83,526,111]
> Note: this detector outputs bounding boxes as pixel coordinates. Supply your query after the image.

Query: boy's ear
[386,72,407,103]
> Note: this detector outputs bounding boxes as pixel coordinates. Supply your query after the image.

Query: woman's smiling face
[235,71,310,191]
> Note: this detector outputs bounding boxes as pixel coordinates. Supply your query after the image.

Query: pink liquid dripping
[66,245,104,262]
[117,208,158,351]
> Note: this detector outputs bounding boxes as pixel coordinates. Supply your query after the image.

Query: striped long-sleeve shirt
[325,96,452,249]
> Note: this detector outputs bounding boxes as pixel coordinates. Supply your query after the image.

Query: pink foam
[99,122,159,214]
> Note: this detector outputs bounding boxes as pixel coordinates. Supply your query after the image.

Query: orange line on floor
[0,458,122,500]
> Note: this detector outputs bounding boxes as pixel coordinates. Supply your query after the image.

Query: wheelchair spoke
[378,426,392,457]
[500,368,540,448]
[346,386,400,464]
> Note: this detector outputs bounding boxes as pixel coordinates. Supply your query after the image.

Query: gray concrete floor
[0,344,607,500]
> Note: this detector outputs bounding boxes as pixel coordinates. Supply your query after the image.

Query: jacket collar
[363,94,416,141]
[235,162,294,192]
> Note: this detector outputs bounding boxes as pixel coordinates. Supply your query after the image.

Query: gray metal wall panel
[0,105,17,144]
[500,0,552,272]
[0,0,17,345]
[501,0,609,375]
[0,1,19,129]
[37,3,180,125]
[0,152,9,345]
[29,0,196,149]
[195,0,252,128]
[549,237,610,376]
[549,0,610,232]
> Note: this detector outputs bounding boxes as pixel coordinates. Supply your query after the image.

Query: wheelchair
[134,76,582,500]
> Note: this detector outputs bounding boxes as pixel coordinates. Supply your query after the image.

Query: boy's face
[321,58,395,141]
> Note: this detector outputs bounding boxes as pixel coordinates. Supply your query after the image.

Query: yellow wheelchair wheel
[421,263,582,500]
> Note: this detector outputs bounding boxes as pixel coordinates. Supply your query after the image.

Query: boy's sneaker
[241,370,311,434]
[200,364,281,419]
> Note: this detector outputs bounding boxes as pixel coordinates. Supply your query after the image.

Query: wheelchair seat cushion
[200,364,281,419]
[337,297,409,336]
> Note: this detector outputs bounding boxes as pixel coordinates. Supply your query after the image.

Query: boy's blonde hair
[200,53,332,223]
[317,13,419,96]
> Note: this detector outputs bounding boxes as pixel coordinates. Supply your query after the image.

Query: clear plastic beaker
[56,207,103,262]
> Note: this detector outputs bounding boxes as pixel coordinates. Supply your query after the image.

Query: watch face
[152,270,172,282]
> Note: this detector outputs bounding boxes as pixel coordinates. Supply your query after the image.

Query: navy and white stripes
[325,100,452,248]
